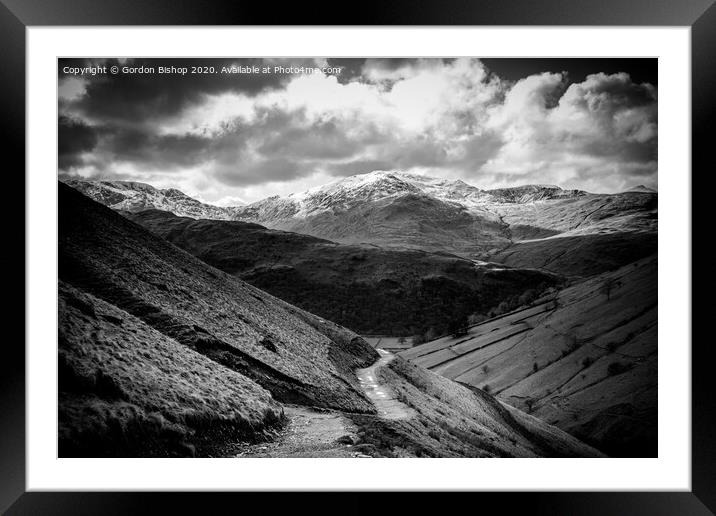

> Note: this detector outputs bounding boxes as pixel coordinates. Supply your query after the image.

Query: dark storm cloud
[481,58,658,87]
[393,138,448,169]
[58,116,98,169]
[580,139,657,163]
[256,117,362,160]
[456,132,506,169]
[213,157,308,187]
[325,58,366,84]
[102,127,212,170]
[60,120,224,174]
[327,159,394,176]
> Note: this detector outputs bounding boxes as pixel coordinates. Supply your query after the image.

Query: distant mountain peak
[486,184,586,203]
[261,170,492,219]
[62,178,233,220]
[626,184,657,193]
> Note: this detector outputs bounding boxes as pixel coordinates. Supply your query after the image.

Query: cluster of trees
[246,267,558,342]
[249,271,485,336]
[409,285,557,345]
[483,287,552,318]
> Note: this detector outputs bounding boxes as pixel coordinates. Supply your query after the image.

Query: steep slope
[489,189,657,238]
[59,281,284,457]
[59,183,604,458]
[233,192,510,256]
[400,255,657,457]
[62,179,234,219]
[489,231,657,278]
[486,189,657,277]
[127,209,561,336]
[59,181,378,456]
[353,356,604,457]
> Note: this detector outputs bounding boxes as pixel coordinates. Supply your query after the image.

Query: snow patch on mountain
[625,184,657,194]
[62,179,234,220]
[233,171,591,220]
[233,171,493,222]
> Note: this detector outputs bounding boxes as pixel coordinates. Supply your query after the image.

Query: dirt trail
[229,349,413,457]
[355,349,416,420]
[231,405,367,457]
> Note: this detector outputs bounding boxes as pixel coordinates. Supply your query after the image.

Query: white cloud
[480,71,657,192]
[61,59,658,201]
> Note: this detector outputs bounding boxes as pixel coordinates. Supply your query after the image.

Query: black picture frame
[4,1,713,514]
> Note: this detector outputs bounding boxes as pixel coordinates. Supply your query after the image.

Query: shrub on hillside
[448,314,469,338]
[518,289,538,306]
[468,313,488,325]
[607,361,633,376]
[601,277,618,301]
[425,327,440,342]
[524,397,536,413]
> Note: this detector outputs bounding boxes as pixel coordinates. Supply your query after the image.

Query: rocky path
[231,405,367,458]
[226,349,414,457]
[229,348,413,457]
[355,349,416,420]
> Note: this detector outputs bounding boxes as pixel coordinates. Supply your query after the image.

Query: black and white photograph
[57,57,658,459]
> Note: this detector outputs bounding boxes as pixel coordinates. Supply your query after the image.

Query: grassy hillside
[127,209,561,336]
[493,191,657,236]
[486,191,657,278]
[489,231,657,278]
[271,193,511,256]
[401,255,657,457]
[347,357,603,458]
[59,182,378,456]
[59,282,284,457]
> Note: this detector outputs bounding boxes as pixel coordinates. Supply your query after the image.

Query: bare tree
[601,277,617,301]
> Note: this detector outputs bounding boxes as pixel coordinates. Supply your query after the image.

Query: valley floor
[228,406,364,458]
[221,348,602,459]
[224,349,415,457]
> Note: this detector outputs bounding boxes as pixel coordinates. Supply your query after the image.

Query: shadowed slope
[126,209,561,336]
[59,182,378,455]
[490,231,657,277]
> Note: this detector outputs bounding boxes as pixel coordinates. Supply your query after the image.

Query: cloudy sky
[58,58,657,205]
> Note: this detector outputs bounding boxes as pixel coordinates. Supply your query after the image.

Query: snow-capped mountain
[229,171,590,223]
[64,171,657,263]
[228,170,656,259]
[62,179,235,220]
[485,184,587,203]
[625,184,657,194]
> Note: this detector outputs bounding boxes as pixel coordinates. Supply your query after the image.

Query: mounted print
[57,57,658,459]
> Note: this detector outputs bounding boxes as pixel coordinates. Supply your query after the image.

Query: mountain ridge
[62,178,236,220]
[65,172,657,271]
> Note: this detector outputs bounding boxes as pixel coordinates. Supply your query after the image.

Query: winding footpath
[355,349,416,420]
[227,348,414,457]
